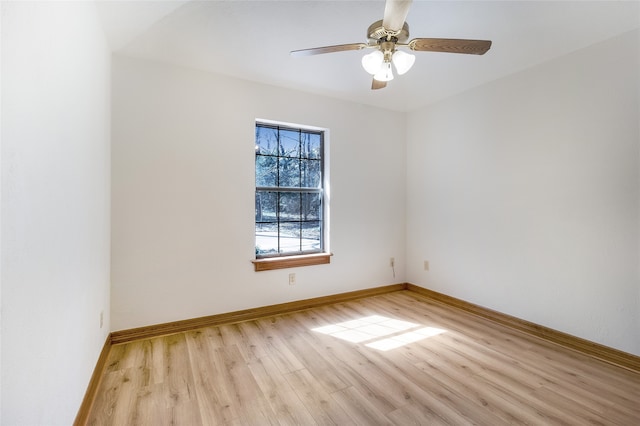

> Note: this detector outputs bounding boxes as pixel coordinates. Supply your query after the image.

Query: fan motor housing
[367,20,410,43]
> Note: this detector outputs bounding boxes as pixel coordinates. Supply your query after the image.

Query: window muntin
[255,123,324,258]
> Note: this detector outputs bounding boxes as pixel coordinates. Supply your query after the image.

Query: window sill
[253,253,332,271]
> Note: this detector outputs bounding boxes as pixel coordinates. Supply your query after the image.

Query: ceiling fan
[291,0,492,90]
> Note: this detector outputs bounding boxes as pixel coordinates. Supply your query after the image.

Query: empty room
[1,0,639,424]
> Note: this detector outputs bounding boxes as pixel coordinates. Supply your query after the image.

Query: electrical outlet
[390,257,395,268]
[289,273,296,285]
[424,260,430,271]
[100,311,104,328]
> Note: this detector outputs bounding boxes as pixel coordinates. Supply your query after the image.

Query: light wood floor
[88,290,640,425]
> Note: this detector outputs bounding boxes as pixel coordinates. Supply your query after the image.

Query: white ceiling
[97,0,640,112]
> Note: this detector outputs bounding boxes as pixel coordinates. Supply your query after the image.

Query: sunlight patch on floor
[312,315,446,351]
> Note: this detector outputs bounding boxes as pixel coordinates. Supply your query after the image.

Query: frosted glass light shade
[392,50,415,75]
[362,50,384,75]
[373,61,394,82]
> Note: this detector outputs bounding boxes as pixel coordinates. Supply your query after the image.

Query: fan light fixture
[374,61,394,82]
[392,50,415,75]
[361,50,384,75]
[361,49,415,81]
[290,0,492,91]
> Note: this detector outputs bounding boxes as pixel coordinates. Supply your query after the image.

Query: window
[254,121,330,271]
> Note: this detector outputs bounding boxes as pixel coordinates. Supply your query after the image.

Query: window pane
[301,192,321,220]
[256,222,278,256]
[256,126,278,155]
[279,129,300,158]
[279,222,301,254]
[279,157,300,187]
[256,155,277,187]
[301,132,321,159]
[301,159,321,188]
[301,221,321,251]
[279,192,300,222]
[255,191,277,222]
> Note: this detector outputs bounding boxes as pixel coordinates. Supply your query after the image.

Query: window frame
[253,120,330,271]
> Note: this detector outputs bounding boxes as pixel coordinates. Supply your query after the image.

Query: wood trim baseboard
[74,334,112,426]
[406,283,640,374]
[111,283,406,344]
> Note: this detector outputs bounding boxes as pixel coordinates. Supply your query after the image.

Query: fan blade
[382,0,413,32]
[291,43,368,57]
[408,38,492,55]
[371,78,387,90]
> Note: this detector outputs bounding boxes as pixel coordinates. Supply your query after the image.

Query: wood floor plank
[386,402,450,426]
[247,356,317,426]
[283,368,354,425]
[87,291,640,425]
[330,386,394,425]
[276,315,351,394]
[248,317,306,374]
[218,323,265,364]
[184,330,238,424]
[219,344,283,425]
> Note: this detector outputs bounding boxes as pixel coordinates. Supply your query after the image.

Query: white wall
[111,56,406,331]
[1,2,111,424]
[406,29,640,356]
